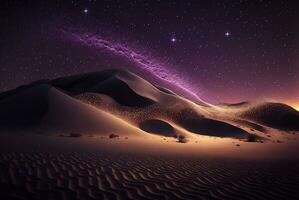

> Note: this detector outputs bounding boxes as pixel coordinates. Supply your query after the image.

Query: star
[171,37,176,42]
[84,8,88,13]
[225,31,231,37]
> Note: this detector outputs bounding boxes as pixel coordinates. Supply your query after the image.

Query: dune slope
[42,87,148,136]
[0,69,297,139]
[239,103,299,131]
[0,84,50,128]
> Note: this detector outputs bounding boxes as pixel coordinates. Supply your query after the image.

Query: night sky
[0,0,298,108]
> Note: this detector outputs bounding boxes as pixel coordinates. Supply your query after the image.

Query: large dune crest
[0,69,298,140]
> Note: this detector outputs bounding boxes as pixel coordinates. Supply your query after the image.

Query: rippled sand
[0,134,298,200]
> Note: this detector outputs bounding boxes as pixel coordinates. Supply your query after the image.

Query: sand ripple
[0,153,298,200]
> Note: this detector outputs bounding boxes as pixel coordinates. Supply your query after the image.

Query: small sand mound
[177,135,187,143]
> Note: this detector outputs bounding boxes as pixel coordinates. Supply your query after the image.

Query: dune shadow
[139,119,175,137]
[177,118,249,138]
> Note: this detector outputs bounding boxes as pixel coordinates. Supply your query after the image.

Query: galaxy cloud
[66,31,207,104]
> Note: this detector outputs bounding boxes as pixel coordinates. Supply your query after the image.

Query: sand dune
[51,69,179,107]
[0,69,298,140]
[42,87,149,137]
[0,84,50,128]
[0,82,149,137]
[238,102,299,131]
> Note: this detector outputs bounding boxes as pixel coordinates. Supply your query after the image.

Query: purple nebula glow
[65,32,208,104]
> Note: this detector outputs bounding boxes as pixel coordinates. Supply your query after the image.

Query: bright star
[84,8,88,13]
[171,37,176,42]
[225,32,231,37]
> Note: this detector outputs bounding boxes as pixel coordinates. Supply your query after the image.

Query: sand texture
[0,70,298,200]
[0,152,298,200]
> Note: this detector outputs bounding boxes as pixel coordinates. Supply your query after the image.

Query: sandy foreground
[0,133,298,200]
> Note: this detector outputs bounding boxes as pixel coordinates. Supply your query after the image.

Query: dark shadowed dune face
[51,70,117,93]
[139,119,175,137]
[0,80,50,101]
[177,117,249,138]
[51,70,155,107]
[87,77,156,107]
[240,103,299,131]
[0,84,50,128]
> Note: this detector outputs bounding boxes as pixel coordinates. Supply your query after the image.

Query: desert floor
[0,133,298,200]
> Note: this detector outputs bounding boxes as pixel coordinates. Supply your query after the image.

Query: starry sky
[0,0,298,108]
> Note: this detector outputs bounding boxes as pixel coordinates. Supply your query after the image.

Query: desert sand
[0,70,298,199]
